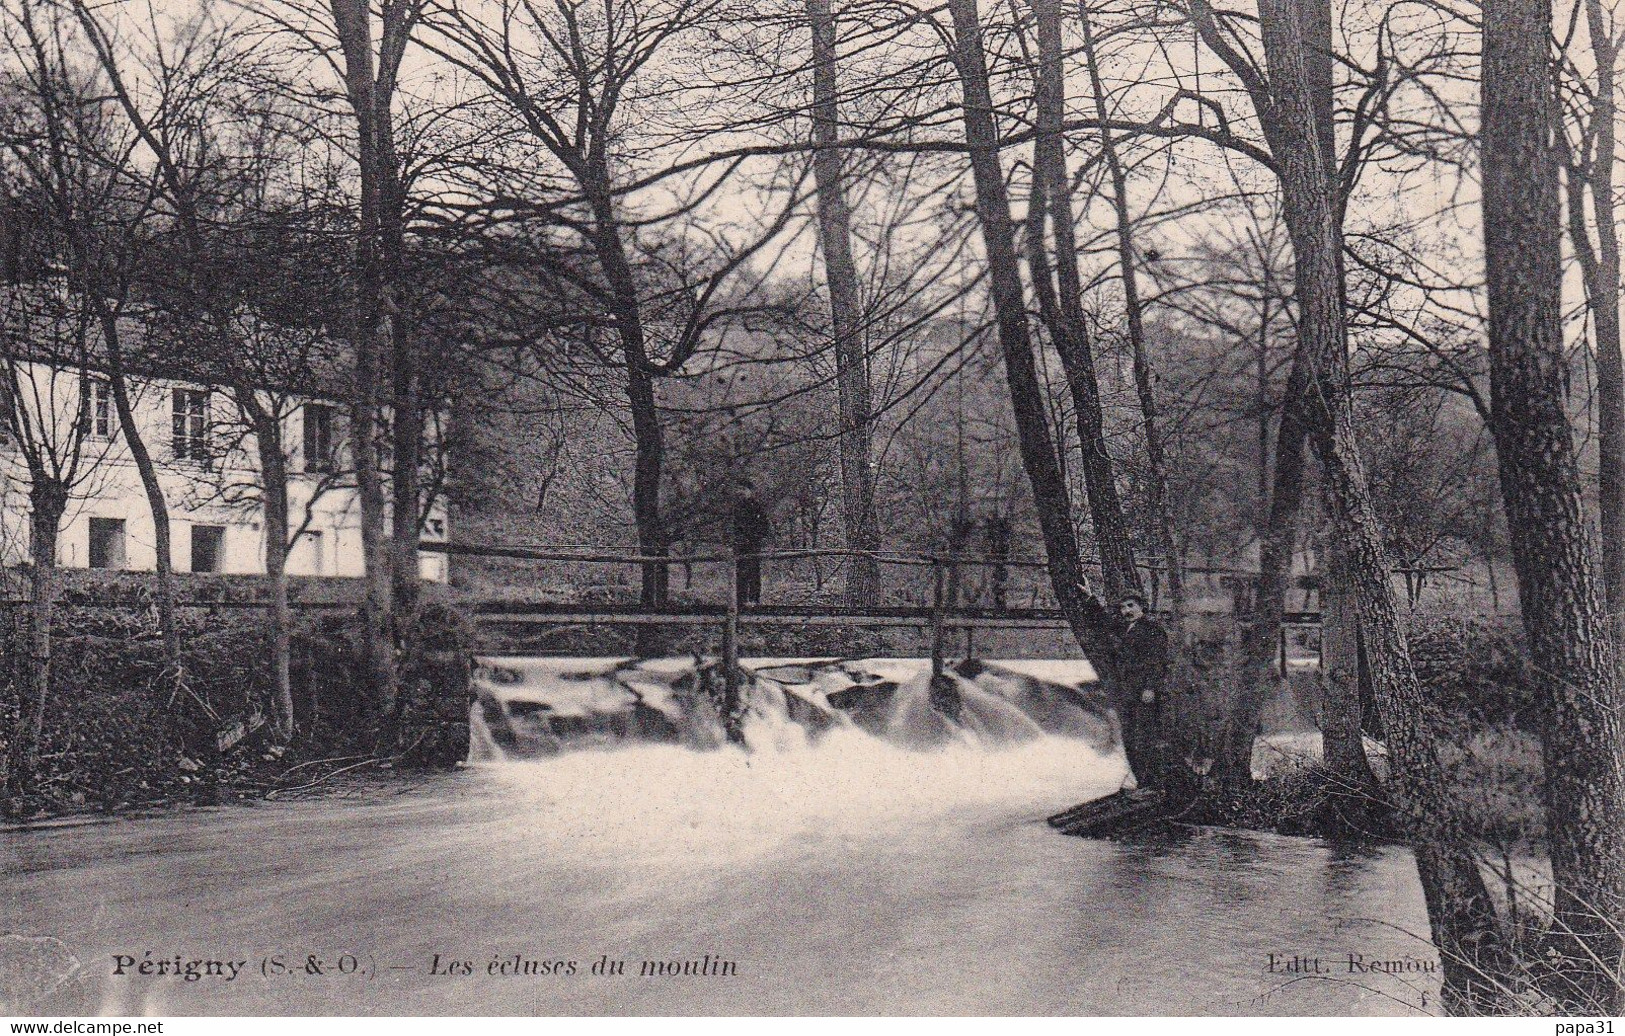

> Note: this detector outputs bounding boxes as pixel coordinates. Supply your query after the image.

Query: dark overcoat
[1114,617,1170,706]
[732,497,773,549]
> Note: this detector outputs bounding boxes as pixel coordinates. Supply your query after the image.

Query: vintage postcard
[1,0,1618,1019]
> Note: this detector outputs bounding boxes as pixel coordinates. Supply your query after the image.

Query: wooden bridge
[6,542,1330,664]
[6,541,1328,678]
[421,542,1325,666]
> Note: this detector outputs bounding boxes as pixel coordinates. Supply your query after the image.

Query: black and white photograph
[0,0,1621,1018]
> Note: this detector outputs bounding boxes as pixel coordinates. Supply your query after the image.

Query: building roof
[0,280,351,402]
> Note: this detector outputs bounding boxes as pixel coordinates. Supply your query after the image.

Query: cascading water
[461,654,1138,874]
[469,655,1118,760]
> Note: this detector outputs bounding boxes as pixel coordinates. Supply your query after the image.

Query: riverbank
[4,592,1546,872]
[0,751,428,830]
[1,600,477,820]
[5,626,1545,867]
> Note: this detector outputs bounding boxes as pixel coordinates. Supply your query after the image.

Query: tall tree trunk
[946,0,1115,666]
[1320,528,1377,787]
[1078,0,1184,622]
[1257,300,1273,525]
[96,310,180,669]
[1216,364,1310,784]
[588,190,669,614]
[1197,0,1512,1007]
[807,0,881,607]
[626,361,668,610]
[1570,0,1623,620]
[1212,0,1334,785]
[1026,0,1140,603]
[1483,0,1625,1005]
[332,0,397,720]
[251,408,295,743]
[352,198,395,724]
[1300,0,1380,789]
[381,100,423,619]
[1323,457,1511,1013]
[6,479,66,801]
[1265,0,1508,1008]
[390,317,424,617]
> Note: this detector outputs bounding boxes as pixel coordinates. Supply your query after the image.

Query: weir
[470,656,1117,760]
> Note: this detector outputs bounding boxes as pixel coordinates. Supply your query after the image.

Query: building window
[88,518,126,569]
[191,524,225,574]
[172,388,209,461]
[303,403,334,474]
[81,377,114,439]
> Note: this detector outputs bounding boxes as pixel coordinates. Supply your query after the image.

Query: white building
[0,295,448,582]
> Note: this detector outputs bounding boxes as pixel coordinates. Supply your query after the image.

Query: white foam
[984,658,1100,685]
[471,729,1123,870]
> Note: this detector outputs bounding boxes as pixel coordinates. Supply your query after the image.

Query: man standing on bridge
[1112,593,1170,790]
[731,479,773,607]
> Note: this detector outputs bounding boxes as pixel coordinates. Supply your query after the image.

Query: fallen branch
[264,759,379,800]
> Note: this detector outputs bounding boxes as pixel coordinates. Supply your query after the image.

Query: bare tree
[1561,0,1623,623]
[807,0,881,605]
[1077,0,1184,623]
[0,283,107,800]
[420,0,805,613]
[64,0,365,741]
[1024,0,1141,603]
[324,0,418,716]
[1185,0,1510,1006]
[944,0,1118,665]
[1483,0,1625,1005]
[9,0,184,669]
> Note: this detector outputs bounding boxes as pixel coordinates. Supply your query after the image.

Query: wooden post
[928,559,962,720]
[723,555,743,744]
[930,560,946,682]
[1278,623,1288,675]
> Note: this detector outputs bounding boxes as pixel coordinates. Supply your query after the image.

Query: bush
[1,606,270,813]
[1434,715,1545,848]
[289,610,369,734]
[396,603,477,766]
[1408,615,1538,725]
[0,602,386,818]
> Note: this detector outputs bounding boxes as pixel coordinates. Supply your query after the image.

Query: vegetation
[0,603,377,816]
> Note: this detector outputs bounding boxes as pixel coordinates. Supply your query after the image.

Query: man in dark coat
[731,480,773,607]
[1111,592,1170,790]
[981,509,1012,612]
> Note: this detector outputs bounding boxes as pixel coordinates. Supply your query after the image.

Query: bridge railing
[419,542,1346,703]
[414,540,1225,615]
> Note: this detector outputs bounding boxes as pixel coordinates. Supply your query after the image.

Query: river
[2,658,1442,1016]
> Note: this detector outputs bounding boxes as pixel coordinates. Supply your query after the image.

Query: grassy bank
[0,603,381,820]
[1157,614,1545,854]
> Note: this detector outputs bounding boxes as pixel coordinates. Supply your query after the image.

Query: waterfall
[469,656,1116,762]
